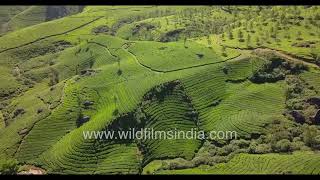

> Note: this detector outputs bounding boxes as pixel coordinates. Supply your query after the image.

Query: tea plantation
[0,6,320,175]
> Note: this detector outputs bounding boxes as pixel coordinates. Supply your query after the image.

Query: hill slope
[0,6,320,175]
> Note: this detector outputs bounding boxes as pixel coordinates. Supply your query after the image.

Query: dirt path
[253,48,319,69]
[225,46,319,69]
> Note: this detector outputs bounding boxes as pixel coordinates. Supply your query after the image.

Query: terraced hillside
[157,151,320,174]
[0,6,83,35]
[0,6,320,175]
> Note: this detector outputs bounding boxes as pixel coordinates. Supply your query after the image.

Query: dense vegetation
[0,6,320,175]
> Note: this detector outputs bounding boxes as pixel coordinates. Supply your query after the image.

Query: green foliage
[302,125,320,149]
[48,67,59,86]
[0,158,19,175]
[158,151,320,174]
[250,55,308,84]
[0,6,320,175]
[274,139,292,152]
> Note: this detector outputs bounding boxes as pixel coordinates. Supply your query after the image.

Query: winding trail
[90,40,253,74]
[253,48,319,69]
[127,49,247,73]
[225,45,319,69]
[87,41,118,59]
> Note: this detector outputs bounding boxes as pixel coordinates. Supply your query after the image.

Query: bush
[166,158,194,170]
[302,125,320,149]
[291,139,305,151]
[222,52,228,57]
[216,144,239,156]
[92,25,110,34]
[248,141,258,154]
[0,159,19,175]
[48,67,59,86]
[254,144,272,154]
[274,139,292,152]
[230,139,250,149]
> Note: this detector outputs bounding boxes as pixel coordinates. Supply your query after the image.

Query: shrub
[48,68,59,86]
[302,125,320,149]
[254,144,272,154]
[248,141,258,154]
[290,139,305,151]
[166,158,194,170]
[274,139,292,152]
[215,144,239,156]
[192,155,210,166]
[230,139,250,149]
[92,25,110,34]
[222,52,228,57]
[117,69,122,76]
[0,159,19,175]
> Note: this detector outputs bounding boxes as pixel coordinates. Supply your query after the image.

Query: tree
[254,144,272,154]
[89,55,95,69]
[246,34,251,47]
[238,30,243,39]
[255,36,261,46]
[270,26,277,39]
[117,57,122,76]
[248,21,254,32]
[310,47,320,65]
[48,68,59,86]
[297,31,303,40]
[228,30,233,40]
[303,125,320,149]
[237,29,244,42]
[270,26,274,35]
[220,45,227,57]
[274,139,292,152]
[280,13,286,24]
[207,36,212,46]
[113,95,118,108]
[184,37,188,48]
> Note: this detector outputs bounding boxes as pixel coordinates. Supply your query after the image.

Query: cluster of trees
[285,74,320,125]
[249,120,320,154]
[221,6,320,50]
[111,8,176,35]
[177,8,233,37]
[250,55,308,83]
[157,118,320,171]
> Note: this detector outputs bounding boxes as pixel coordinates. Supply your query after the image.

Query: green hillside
[0,6,320,175]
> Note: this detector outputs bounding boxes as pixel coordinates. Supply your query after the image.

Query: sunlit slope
[128,40,223,72]
[0,6,319,175]
[141,82,202,164]
[0,6,29,34]
[7,34,286,174]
